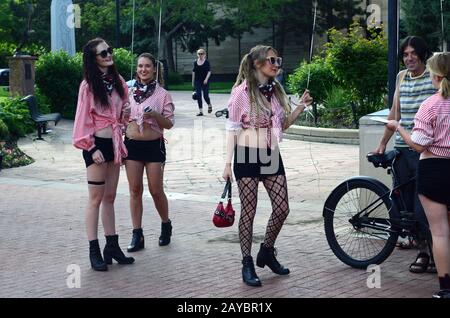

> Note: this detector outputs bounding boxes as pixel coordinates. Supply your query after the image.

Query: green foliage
[287,56,336,105]
[401,0,449,51]
[0,118,9,141]
[0,42,47,68]
[325,23,388,117]
[323,86,352,109]
[34,87,51,114]
[0,140,34,169]
[112,48,137,81]
[0,97,34,138]
[35,51,83,119]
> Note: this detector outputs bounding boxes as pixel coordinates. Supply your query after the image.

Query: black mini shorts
[82,136,114,168]
[233,145,285,180]
[417,158,450,208]
[124,137,166,163]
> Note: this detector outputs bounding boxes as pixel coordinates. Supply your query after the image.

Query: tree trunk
[165,36,175,73]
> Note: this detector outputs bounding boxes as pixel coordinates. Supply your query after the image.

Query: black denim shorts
[124,137,166,163]
[233,145,285,180]
[82,136,114,168]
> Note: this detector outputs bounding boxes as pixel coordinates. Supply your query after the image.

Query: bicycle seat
[367,149,400,168]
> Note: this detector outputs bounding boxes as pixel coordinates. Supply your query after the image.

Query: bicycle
[323,149,430,269]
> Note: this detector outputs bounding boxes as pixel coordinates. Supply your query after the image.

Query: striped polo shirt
[396,70,437,147]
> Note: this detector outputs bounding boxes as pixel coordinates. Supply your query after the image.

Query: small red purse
[213,180,235,228]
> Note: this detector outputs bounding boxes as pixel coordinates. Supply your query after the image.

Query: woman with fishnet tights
[222,45,313,287]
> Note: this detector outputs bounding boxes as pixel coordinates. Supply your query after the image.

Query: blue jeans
[194,81,211,110]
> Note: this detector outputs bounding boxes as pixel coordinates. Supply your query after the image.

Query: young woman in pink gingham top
[123,53,175,251]
[222,45,313,287]
[72,38,134,272]
[387,52,450,298]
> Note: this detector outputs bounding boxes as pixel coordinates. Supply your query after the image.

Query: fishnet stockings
[262,175,289,247]
[237,175,290,257]
[237,178,259,257]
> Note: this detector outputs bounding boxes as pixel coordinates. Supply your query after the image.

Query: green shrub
[34,87,52,114]
[112,48,137,81]
[0,97,34,138]
[287,56,336,105]
[0,118,9,141]
[323,86,352,109]
[325,23,388,117]
[0,42,47,68]
[35,51,83,119]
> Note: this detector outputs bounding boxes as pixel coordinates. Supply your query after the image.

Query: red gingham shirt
[411,92,450,158]
[226,80,286,147]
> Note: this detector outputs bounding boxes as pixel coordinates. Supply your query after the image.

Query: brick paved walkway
[0,92,436,298]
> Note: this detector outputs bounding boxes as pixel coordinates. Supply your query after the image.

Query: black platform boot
[242,256,262,287]
[89,239,107,271]
[256,243,290,275]
[159,220,172,246]
[103,235,135,265]
[127,228,145,252]
[433,274,450,298]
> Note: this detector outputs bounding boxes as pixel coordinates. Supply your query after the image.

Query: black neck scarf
[101,73,115,95]
[258,80,275,102]
[133,80,157,104]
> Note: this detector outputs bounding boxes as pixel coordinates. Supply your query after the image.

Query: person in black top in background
[192,48,213,116]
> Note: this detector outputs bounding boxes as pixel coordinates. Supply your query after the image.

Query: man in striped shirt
[374,36,437,274]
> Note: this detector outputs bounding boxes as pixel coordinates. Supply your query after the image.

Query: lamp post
[115,0,120,48]
[388,0,399,107]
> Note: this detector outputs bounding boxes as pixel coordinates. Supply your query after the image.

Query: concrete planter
[285,125,359,145]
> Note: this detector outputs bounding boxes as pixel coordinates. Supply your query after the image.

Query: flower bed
[0,141,34,170]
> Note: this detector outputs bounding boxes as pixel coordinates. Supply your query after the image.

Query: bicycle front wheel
[323,178,399,268]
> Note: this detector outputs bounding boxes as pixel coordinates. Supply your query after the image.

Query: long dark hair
[82,38,125,108]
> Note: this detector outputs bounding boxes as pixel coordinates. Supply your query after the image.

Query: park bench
[20,95,61,140]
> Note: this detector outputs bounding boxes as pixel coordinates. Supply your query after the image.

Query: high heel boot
[242,256,262,287]
[127,228,145,252]
[103,235,135,265]
[89,239,107,271]
[256,243,290,275]
[159,220,172,246]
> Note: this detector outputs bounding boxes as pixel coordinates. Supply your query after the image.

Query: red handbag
[213,180,235,228]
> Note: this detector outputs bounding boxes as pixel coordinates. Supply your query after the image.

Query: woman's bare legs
[145,162,169,222]
[125,160,145,229]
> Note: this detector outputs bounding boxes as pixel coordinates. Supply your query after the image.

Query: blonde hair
[427,52,450,99]
[136,53,164,86]
[197,48,206,55]
[234,45,290,117]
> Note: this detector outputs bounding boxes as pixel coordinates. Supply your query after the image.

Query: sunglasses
[198,52,205,55]
[96,47,113,58]
[266,56,282,67]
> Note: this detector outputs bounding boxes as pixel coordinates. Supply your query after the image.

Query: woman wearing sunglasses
[73,38,134,271]
[192,48,213,116]
[222,45,313,287]
[124,53,175,252]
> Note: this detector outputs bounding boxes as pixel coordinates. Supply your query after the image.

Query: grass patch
[0,86,8,98]
[169,82,233,94]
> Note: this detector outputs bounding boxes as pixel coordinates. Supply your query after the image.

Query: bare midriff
[94,126,113,138]
[237,128,275,149]
[126,121,162,141]
[420,149,450,160]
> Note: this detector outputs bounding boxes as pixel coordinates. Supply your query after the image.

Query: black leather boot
[127,228,144,252]
[103,235,135,265]
[89,239,107,271]
[242,256,262,287]
[256,243,290,275]
[159,220,172,246]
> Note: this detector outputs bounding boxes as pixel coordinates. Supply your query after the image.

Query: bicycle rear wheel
[323,178,399,268]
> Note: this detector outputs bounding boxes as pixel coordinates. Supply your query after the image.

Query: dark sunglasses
[266,56,282,67]
[96,47,113,58]
[198,52,205,55]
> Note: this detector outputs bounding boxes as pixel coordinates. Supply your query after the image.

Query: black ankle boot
[159,220,172,246]
[89,239,107,271]
[256,243,290,275]
[242,256,262,287]
[103,235,135,265]
[433,274,450,298]
[127,228,144,252]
